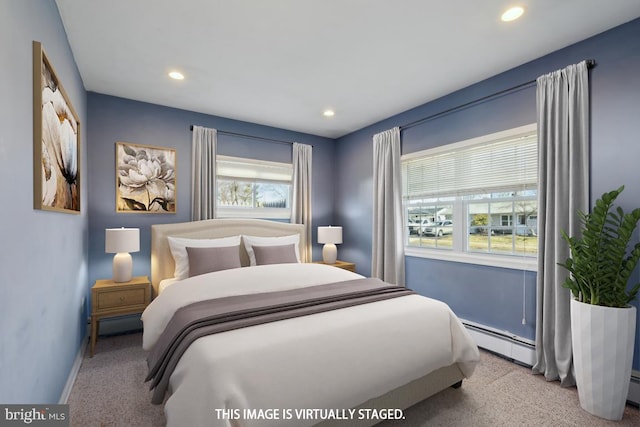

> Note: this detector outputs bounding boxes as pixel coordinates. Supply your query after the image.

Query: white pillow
[167,235,241,280]
[242,234,301,266]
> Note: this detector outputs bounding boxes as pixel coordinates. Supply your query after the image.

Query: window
[216,155,292,219]
[402,124,538,269]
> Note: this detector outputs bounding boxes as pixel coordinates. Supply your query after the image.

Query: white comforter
[142,263,479,427]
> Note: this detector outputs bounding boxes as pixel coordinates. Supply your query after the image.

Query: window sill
[404,247,537,272]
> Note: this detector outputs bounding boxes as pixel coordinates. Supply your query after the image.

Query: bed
[143,218,479,427]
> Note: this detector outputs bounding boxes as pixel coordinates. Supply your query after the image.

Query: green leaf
[559,185,640,307]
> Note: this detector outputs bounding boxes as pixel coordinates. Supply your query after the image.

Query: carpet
[67,332,640,426]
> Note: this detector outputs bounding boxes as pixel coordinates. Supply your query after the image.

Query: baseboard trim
[59,334,87,404]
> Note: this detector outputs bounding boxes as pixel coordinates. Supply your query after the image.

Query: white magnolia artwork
[116,142,176,213]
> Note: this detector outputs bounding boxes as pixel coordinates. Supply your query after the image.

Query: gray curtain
[292,143,312,263]
[191,126,217,221]
[533,61,590,386]
[372,127,405,286]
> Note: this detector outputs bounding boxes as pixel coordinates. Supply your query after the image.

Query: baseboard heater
[461,319,640,406]
[461,319,536,367]
[629,373,640,407]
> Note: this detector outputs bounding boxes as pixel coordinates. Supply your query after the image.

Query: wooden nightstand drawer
[96,287,147,310]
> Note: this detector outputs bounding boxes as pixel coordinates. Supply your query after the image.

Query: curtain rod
[189,125,301,146]
[399,59,596,132]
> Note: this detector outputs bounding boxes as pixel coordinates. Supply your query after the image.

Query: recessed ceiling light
[168,71,185,80]
[323,109,335,117]
[501,6,524,22]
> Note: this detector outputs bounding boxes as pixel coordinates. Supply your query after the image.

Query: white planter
[570,298,636,420]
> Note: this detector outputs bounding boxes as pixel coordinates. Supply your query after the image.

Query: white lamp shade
[318,226,343,244]
[105,228,140,254]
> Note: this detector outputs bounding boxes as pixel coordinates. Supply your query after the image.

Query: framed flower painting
[33,41,81,213]
[115,142,176,213]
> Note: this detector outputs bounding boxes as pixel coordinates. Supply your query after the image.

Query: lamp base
[113,252,133,283]
[322,244,338,264]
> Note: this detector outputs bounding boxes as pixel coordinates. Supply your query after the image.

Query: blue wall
[335,18,640,369]
[0,0,88,403]
[86,93,336,292]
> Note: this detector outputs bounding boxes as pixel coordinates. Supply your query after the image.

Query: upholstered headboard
[150,218,306,296]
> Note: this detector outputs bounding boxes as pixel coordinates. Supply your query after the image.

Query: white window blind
[403,132,537,199]
[217,155,292,182]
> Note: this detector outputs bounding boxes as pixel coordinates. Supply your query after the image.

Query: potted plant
[560,185,640,420]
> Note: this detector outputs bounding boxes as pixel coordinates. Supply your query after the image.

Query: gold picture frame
[33,41,81,213]
[115,142,176,213]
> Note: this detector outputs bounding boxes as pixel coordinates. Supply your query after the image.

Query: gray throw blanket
[145,277,414,404]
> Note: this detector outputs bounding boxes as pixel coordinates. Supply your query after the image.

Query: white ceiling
[55,0,640,139]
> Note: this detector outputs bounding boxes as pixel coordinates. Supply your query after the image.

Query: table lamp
[105,227,140,282]
[318,226,342,264]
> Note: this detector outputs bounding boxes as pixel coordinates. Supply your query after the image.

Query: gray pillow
[253,244,299,265]
[186,245,241,277]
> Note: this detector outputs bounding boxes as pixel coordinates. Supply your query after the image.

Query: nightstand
[90,276,151,357]
[313,260,356,272]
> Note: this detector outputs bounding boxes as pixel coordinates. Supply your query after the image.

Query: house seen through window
[402,124,538,262]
